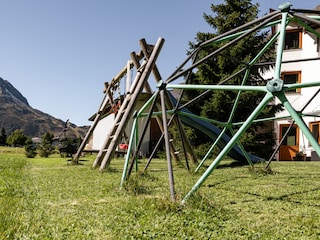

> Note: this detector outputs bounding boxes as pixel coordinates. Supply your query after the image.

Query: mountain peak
[0,77,29,106]
[0,77,88,137]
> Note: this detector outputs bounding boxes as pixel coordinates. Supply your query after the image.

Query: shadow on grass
[67,159,89,162]
[66,159,90,165]
[122,171,161,196]
[216,161,248,169]
[207,176,249,188]
[247,186,320,207]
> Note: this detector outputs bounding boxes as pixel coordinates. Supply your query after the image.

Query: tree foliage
[24,137,37,158]
[58,137,80,157]
[183,0,282,159]
[6,129,28,147]
[37,132,54,158]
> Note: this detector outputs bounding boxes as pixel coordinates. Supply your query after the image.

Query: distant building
[31,137,42,144]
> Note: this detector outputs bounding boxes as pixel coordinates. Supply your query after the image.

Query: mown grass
[1,147,320,239]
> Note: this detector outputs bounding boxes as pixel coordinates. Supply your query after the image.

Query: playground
[71,3,320,203]
[2,3,320,238]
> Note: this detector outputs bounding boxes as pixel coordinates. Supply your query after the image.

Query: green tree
[58,137,80,157]
[24,137,37,158]
[0,128,7,145]
[184,0,282,159]
[37,132,54,158]
[6,129,28,147]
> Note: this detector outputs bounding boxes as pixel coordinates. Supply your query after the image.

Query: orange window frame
[280,124,299,146]
[285,29,302,49]
[309,121,320,146]
[281,71,302,93]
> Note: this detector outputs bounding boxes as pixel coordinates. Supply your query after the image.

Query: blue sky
[0,0,318,126]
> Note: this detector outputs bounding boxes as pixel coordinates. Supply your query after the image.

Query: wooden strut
[127,39,198,175]
[93,37,165,170]
[73,51,144,163]
[131,40,181,164]
[140,39,198,164]
[124,59,176,178]
[92,64,145,168]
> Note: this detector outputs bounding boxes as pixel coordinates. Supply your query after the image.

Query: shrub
[24,137,37,158]
[37,132,54,158]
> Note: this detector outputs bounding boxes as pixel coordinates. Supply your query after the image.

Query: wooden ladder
[93,37,165,170]
[92,89,134,169]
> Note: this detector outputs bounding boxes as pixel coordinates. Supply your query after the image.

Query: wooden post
[97,38,165,170]
[160,89,175,201]
[73,82,111,163]
[139,39,182,163]
[126,60,131,94]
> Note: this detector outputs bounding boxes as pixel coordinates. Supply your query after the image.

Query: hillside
[0,77,88,138]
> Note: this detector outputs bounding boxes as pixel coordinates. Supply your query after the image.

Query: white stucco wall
[92,113,115,150]
[273,29,320,158]
[90,95,153,157]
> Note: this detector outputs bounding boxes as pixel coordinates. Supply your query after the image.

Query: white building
[272,12,320,160]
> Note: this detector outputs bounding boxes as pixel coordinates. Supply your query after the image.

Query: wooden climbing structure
[73,38,196,173]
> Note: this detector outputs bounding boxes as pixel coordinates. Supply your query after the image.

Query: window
[281,125,298,146]
[281,71,301,92]
[285,29,302,50]
[309,121,320,146]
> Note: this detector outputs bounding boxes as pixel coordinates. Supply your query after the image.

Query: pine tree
[184,0,282,159]
[37,132,54,158]
[25,137,37,158]
[58,137,80,157]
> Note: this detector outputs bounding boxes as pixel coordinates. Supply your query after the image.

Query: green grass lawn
[1,147,320,239]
